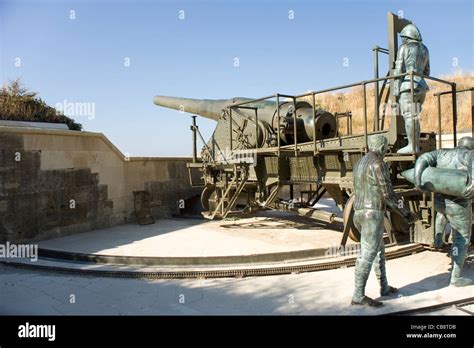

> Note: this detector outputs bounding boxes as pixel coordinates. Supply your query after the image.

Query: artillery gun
[153,96,337,153]
[154,13,469,247]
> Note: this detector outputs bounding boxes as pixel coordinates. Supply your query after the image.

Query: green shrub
[0,79,83,131]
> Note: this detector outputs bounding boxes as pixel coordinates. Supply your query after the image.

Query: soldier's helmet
[400,24,422,42]
[458,136,474,150]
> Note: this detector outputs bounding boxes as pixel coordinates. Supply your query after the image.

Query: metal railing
[335,112,353,136]
[191,71,463,163]
[373,46,389,131]
[226,71,457,157]
[434,87,474,148]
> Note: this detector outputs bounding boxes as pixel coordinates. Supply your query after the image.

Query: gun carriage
[154,13,473,246]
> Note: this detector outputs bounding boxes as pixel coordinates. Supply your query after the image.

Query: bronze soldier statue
[351,134,417,307]
[393,23,430,154]
[414,136,474,287]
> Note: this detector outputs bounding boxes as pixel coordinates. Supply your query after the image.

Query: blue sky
[1,0,473,156]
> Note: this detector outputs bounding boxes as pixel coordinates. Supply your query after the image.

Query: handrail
[229,94,277,107]
[434,87,474,97]
[223,73,455,109]
[434,87,474,145]
[207,72,461,160]
[434,87,473,148]
[297,72,454,99]
[362,83,368,150]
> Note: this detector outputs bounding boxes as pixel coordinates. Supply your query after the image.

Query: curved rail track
[1,243,425,279]
[3,243,473,317]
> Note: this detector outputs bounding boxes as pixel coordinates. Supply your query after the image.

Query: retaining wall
[0,126,200,243]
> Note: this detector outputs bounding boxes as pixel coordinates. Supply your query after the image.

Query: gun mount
[153,12,471,248]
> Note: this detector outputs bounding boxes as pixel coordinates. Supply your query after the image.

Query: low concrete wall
[0,126,201,243]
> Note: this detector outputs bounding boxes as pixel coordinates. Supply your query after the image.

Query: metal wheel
[391,212,410,235]
[343,195,394,243]
[343,195,360,242]
[201,184,216,211]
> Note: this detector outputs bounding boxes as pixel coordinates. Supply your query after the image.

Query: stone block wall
[0,127,201,243]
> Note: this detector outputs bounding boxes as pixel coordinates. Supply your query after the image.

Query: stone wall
[0,126,201,243]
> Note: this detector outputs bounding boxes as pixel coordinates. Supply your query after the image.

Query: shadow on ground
[1,250,472,316]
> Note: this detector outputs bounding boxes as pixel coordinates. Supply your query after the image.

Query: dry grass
[299,72,473,136]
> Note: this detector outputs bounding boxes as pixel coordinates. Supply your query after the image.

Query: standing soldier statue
[351,135,417,307]
[414,136,474,287]
[393,23,430,154]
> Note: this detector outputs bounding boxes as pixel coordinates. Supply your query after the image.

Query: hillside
[300,72,473,136]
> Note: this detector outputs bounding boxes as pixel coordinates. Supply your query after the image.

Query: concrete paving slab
[1,249,472,315]
[36,208,351,257]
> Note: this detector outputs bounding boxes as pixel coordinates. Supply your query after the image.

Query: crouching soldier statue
[414,136,474,287]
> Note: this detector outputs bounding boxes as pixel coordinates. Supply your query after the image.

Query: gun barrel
[154,94,337,144]
[154,95,243,121]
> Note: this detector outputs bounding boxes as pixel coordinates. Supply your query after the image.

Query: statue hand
[405,211,418,224]
[415,184,430,193]
[414,175,423,191]
[415,179,429,193]
[463,183,473,199]
[417,185,429,194]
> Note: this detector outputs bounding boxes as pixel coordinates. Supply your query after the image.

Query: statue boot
[450,247,472,287]
[351,258,383,307]
[374,249,399,296]
[397,117,420,154]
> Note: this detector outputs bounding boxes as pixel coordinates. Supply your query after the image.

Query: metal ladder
[207,164,249,220]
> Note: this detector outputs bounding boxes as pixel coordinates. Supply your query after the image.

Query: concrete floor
[37,204,352,257]
[2,204,472,315]
[1,249,473,315]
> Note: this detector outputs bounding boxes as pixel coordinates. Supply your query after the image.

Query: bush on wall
[0,78,83,131]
